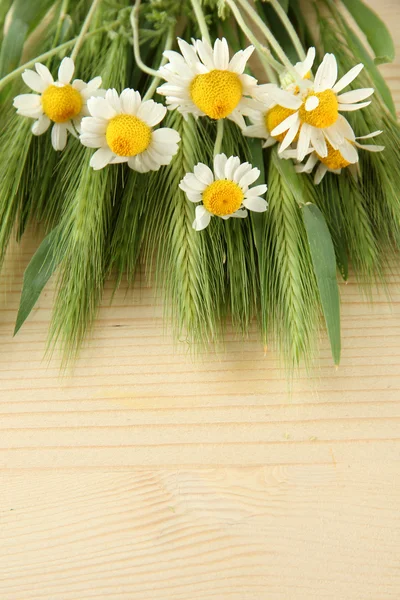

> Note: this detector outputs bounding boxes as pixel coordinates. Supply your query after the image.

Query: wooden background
[1,1,400,598]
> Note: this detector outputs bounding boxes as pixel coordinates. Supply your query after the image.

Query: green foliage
[302,204,341,365]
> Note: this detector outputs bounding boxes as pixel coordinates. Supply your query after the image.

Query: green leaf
[341,0,395,65]
[342,19,396,117]
[0,0,55,77]
[14,227,62,335]
[302,203,341,365]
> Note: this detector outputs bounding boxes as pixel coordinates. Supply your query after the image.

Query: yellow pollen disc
[106,114,152,157]
[41,84,83,123]
[190,70,243,120]
[202,180,244,217]
[299,89,339,129]
[317,141,351,170]
[266,105,297,142]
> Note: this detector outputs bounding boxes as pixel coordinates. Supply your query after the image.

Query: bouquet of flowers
[0,0,398,370]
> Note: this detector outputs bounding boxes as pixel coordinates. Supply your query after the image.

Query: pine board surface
[1,1,400,598]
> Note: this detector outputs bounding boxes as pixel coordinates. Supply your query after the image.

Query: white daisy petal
[105,88,122,112]
[228,110,246,130]
[228,46,254,74]
[13,94,41,110]
[355,130,382,140]
[233,162,252,184]
[300,152,319,173]
[152,128,181,145]
[177,38,199,67]
[193,205,211,231]
[332,64,364,93]
[297,123,312,161]
[195,39,215,70]
[90,147,114,170]
[239,167,260,189]
[310,127,327,157]
[338,140,359,163]
[31,115,51,135]
[338,88,374,104]
[137,100,166,126]
[224,156,241,180]
[338,101,371,111]
[120,89,141,114]
[58,57,74,84]
[229,209,248,218]
[267,87,302,109]
[245,184,268,197]
[243,196,268,212]
[279,116,301,153]
[213,153,228,179]
[314,163,328,184]
[72,79,87,92]
[51,123,68,151]
[305,95,319,111]
[314,53,337,92]
[355,142,385,152]
[213,38,229,70]
[181,173,207,192]
[16,106,44,118]
[87,97,117,120]
[80,134,107,148]
[271,111,299,137]
[193,164,214,185]
[295,47,315,77]
[81,117,107,135]
[21,70,46,93]
[35,62,54,86]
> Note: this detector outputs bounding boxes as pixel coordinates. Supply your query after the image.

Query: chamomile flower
[286,123,384,184]
[243,48,316,149]
[157,37,259,128]
[13,57,104,151]
[263,51,374,160]
[80,89,180,172]
[179,153,268,231]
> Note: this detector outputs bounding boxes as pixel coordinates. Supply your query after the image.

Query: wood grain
[1,1,400,598]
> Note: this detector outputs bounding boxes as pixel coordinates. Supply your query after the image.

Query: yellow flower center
[190,70,243,120]
[202,179,244,216]
[266,105,297,142]
[41,84,83,123]
[317,142,351,170]
[106,114,152,157]
[299,89,339,129]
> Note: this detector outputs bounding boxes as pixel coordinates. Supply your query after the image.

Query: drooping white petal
[300,152,319,173]
[314,53,337,92]
[338,101,371,111]
[58,57,74,84]
[90,147,114,170]
[193,205,211,231]
[330,114,355,143]
[137,100,166,126]
[297,123,312,161]
[355,130,383,140]
[31,115,51,135]
[314,163,328,184]
[310,127,327,157]
[279,116,301,153]
[35,62,54,86]
[227,110,246,130]
[332,63,364,93]
[51,123,68,151]
[21,69,46,93]
[338,140,359,163]
[354,142,385,152]
[242,196,268,212]
[338,88,374,104]
[266,87,302,110]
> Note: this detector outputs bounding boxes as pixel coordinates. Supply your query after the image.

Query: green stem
[50,0,70,53]
[70,0,102,61]
[190,0,211,44]
[130,0,159,77]
[235,0,296,74]
[213,119,224,157]
[0,23,119,91]
[225,0,283,77]
[266,0,306,61]
[143,25,175,101]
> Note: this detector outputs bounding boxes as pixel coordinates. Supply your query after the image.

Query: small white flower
[80,88,181,172]
[284,124,384,184]
[157,37,259,128]
[13,57,104,151]
[255,50,374,161]
[179,153,268,231]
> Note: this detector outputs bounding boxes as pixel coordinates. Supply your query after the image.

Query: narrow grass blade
[302,203,341,365]
[14,226,61,335]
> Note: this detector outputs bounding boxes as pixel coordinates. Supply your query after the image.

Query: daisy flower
[157,37,259,128]
[80,88,181,172]
[286,123,384,184]
[243,48,316,149]
[179,153,268,231]
[263,51,374,160]
[13,57,104,151]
